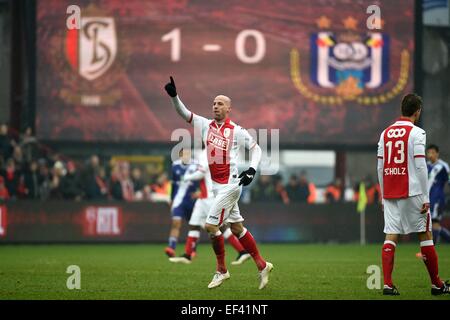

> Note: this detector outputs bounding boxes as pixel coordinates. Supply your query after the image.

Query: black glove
[238,167,256,186]
[164,76,177,97]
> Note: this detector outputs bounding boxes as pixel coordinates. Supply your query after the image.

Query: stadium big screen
[36,0,415,145]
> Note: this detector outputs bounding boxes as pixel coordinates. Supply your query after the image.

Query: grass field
[0,243,449,300]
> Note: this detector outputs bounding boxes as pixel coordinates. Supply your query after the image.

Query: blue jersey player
[427,144,450,243]
[165,148,199,258]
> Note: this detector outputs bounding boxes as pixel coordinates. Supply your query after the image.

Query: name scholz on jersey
[384,167,406,175]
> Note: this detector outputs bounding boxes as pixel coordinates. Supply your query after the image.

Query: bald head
[212,95,232,122]
[214,95,231,106]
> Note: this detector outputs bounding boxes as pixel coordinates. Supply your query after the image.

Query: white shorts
[205,183,244,226]
[188,198,215,227]
[384,194,432,235]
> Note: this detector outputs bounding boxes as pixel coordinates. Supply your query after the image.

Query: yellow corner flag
[357,182,368,213]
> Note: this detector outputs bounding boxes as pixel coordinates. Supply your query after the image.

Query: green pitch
[0,243,449,300]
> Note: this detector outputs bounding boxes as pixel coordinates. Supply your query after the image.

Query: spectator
[0,176,9,202]
[60,161,83,200]
[19,127,39,163]
[23,160,40,199]
[49,161,66,199]
[325,178,343,203]
[81,155,102,200]
[109,162,120,197]
[273,174,289,204]
[47,153,64,170]
[1,158,21,200]
[37,159,51,200]
[299,172,317,204]
[0,124,15,160]
[151,172,171,203]
[354,175,381,205]
[95,166,109,200]
[111,161,134,201]
[297,172,311,203]
[131,167,145,199]
[286,174,302,202]
[365,175,381,205]
[251,175,280,202]
[12,145,24,170]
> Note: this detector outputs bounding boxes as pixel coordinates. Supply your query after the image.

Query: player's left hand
[420,203,430,214]
[238,167,256,186]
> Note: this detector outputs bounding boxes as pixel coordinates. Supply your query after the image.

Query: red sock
[227,234,245,253]
[185,230,200,257]
[211,233,226,273]
[382,241,396,287]
[238,229,266,271]
[223,228,245,253]
[420,241,442,287]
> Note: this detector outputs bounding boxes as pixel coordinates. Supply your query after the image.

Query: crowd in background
[250,171,382,205]
[0,124,171,203]
[0,123,382,205]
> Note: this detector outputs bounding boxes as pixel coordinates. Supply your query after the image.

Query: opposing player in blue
[427,144,450,243]
[165,148,199,258]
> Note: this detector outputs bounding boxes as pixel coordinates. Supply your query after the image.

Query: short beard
[214,115,224,122]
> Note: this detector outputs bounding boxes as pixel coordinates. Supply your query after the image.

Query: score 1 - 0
[161,28,266,64]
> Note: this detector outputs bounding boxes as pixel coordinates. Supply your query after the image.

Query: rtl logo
[84,207,122,236]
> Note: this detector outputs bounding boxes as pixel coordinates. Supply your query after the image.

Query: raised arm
[164,76,192,122]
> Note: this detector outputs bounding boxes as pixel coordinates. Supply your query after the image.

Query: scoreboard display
[36,0,415,145]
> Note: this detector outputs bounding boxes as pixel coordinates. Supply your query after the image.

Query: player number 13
[386,140,405,164]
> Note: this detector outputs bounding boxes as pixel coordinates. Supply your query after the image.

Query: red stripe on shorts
[218,208,225,225]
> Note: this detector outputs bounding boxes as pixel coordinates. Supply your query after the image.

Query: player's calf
[235,226,267,271]
[206,224,227,274]
[222,227,250,264]
[420,239,443,288]
[185,229,200,258]
[165,218,182,256]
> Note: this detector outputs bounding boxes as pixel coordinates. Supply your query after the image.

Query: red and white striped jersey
[377,117,427,199]
[189,114,256,185]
